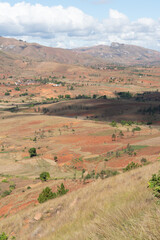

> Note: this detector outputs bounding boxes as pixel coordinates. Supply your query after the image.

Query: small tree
[28,148,37,157]
[112,133,116,141]
[40,172,50,181]
[38,187,56,203]
[57,183,69,196]
[119,130,124,138]
[81,169,85,179]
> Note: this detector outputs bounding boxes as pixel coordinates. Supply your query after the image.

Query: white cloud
[0,2,97,37]
[0,2,160,51]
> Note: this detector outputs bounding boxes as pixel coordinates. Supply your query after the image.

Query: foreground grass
[0,162,159,240]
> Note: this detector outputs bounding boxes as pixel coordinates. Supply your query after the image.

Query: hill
[1,37,160,66]
[0,161,159,239]
[0,37,97,66]
[73,42,160,66]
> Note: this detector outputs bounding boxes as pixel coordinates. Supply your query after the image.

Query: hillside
[0,35,160,240]
[0,161,159,239]
[73,42,160,65]
[1,37,160,66]
[0,37,97,66]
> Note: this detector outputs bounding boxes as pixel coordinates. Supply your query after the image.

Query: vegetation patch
[28,148,37,158]
[123,162,141,172]
[38,183,69,203]
[40,172,50,182]
[148,170,160,199]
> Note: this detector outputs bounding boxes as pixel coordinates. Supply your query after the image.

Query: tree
[119,130,124,138]
[56,183,69,196]
[112,133,116,141]
[81,169,85,179]
[40,172,50,181]
[28,147,37,157]
[38,187,56,203]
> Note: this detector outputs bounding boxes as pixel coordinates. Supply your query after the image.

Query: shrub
[117,91,132,99]
[2,179,8,183]
[110,121,117,127]
[104,158,108,161]
[9,184,16,190]
[38,184,69,203]
[40,172,50,182]
[1,190,12,198]
[56,183,69,196]
[132,126,141,132]
[141,158,147,164]
[65,94,71,99]
[98,170,119,179]
[38,187,56,203]
[112,133,116,141]
[15,87,20,91]
[19,92,28,96]
[28,148,37,157]
[123,162,140,172]
[4,92,10,96]
[84,174,92,180]
[0,232,8,240]
[148,171,160,199]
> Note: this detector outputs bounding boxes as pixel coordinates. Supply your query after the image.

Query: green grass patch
[23,156,30,159]
[0,151,10,154]
[130,145,148,150]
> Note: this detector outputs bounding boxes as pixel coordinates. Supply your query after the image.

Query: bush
[0,233,8,240]
[40,172,50,182]
[141,158,147,164]
[84,174,92,180]
[9,184,16,190]
[97,170,119,179]
[148,171,160,199]
[117,91,132,99]
[15,87,20,91]
[38,184,69,203]
[110,121,117,127]
[28,148,37,157]
[123,162,140,172]
[2,179,8,183]
[57,183,69,196]
[4,92,10,96]
[38,187,56,203]
[132,126,141,132]
[1,190,12,198]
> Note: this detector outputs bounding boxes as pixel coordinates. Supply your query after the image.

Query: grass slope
[0,161,159,240]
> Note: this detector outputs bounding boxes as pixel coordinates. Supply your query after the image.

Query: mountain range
[0,36,160,67]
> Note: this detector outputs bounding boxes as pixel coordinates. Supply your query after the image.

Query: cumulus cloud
[0,2,160,50]
[0,2,98,37]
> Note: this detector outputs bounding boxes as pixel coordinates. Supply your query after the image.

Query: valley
[0,37,160,240]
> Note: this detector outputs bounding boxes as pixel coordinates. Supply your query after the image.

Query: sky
[0,0,160,50]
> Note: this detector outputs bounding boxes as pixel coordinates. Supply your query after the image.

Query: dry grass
[0,161,159,240]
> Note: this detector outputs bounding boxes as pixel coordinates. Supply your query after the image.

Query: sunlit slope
[0,161,159,240]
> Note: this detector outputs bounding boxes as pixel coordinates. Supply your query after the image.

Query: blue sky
[0,0,160,50]
[1,0,160,21]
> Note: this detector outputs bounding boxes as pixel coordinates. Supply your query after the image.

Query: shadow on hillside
[42,91,160,125]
